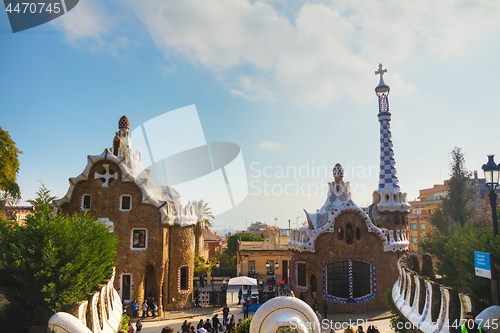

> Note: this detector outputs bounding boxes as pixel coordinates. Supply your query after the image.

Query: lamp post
[274,260,279,287]
[482,155,500,237]
[482,154,500,305]
[258,278,264,292]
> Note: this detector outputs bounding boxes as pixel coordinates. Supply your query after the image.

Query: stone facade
[53,116,198,313]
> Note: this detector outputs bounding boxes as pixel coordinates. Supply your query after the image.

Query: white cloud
[51,0,132,56]
[125,0,500,106]
[52,0,110,42]
[259,140,281,150]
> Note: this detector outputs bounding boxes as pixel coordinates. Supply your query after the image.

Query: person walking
[131,299,139,319]
[243,297,250,319]
[152,301,158,318]
[238,288,242,305]
[222,304,230,328]
[182,320,191,333]
[323,300,328,320]
[194,288,200,307]
[315,310,322,321]
[136,320,143,333]
[141,300,148,319]
[204,318,212,332]
[212,314,220,333]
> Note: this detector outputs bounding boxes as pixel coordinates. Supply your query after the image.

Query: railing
[392,255,476,333]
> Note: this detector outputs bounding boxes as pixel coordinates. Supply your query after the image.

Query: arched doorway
[144,265,159,301]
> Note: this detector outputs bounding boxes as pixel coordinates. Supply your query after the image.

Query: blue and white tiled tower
[372,64,411,213]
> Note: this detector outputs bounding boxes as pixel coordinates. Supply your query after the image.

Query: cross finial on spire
[375,63,387,78]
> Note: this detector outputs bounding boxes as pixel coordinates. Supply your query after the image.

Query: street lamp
[266,260,270,268]
[258,278,264,292]
[222,279,228,291]
[274,260,279,270]
[482,155,500,237]
[482,155,500,306]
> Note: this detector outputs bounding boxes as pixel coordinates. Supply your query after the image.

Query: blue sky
[2,0,500,231]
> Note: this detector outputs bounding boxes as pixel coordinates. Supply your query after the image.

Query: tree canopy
[0,186,118,331]
[192,199,214,233]
[0,127,22,202]
[226,232,264,255]
[421,147,497,309]
[431,147,476,233]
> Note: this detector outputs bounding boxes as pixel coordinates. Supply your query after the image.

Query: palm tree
[192,199,214,233]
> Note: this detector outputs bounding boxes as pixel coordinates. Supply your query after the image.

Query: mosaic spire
[375,64,399,190]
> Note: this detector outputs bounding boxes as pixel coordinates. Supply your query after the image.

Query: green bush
[235,317,252,333]
[0,187,118,331]
[387,290,407,333]
[121,313,130,331]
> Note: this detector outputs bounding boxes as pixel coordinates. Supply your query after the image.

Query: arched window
[346,224,353,245]
[394,216,399,226]
[325,259,374,303]
[337,227,343,240]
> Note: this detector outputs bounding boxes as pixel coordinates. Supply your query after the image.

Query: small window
[132,229,147,249]
[120,195,132,211]
[394,216,399,226]
[248,261,255,276]
[356,227,360,240]
[121,274,131,301]
[411,223,417,231]
[82,194,91,211]
[421,237,426,243]
[412,236,418,244]
[337,227,343,240]
[420,223,426,231]
[297,263,306,287]
[346,224,353,245]
[432,225,437,230]
[428,209,432,214]
[180,267,188,291]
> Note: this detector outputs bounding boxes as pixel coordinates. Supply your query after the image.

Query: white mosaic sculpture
[48,268,122,333]
[250,297,321,333]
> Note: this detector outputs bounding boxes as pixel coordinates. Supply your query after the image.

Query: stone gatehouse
[53,116,199,312]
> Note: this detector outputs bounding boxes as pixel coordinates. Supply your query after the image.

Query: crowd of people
[179,304,245,333]
[128,289,159,320]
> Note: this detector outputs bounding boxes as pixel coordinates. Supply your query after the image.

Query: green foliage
[215,233,264,269]
[0,187,118,331]
[194,255,219,274]
[226,233,264,255]
[192,199,214,233]
[420,224,500,308]
[235,317,252,333]
[0,127,22,201]
[387,290,407,333]
[120,313,130,331]
[432,147,476,233]
[215,250,237,268]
